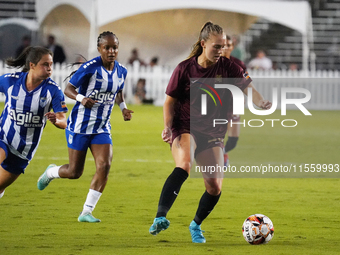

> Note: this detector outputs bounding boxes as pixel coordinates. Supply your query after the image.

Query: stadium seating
[0,0,339,70]
[245,0,340,70]
[0,0,36,20]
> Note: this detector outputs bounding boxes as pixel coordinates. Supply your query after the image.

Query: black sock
[194,191,221,225]
[224,137,239,153]
[156,167,188,218]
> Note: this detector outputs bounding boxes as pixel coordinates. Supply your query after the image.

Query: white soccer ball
[242,214,274,245]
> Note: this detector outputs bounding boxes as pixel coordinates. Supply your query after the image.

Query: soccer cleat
[224,153,229,167]
[78,212,101,223]
[189,220,206,243]
[149,217,170,235]
[37,164,56,190]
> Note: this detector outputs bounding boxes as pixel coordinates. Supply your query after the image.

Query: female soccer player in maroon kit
[149,22,271,243]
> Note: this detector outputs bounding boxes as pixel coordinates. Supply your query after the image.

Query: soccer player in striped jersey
[37,31,133,223]
[0,46,68,199]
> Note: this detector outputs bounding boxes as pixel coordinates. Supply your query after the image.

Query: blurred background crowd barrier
[1,60,339,110]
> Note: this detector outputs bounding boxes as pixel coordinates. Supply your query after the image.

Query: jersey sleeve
[233,58,247,72]
[50,84,68,113]
[0,73,17,93]
[118,63,128,91]
[166,64,184,98]
[229,61,252,91]
[69,64,92,89]
[0,74,8,93]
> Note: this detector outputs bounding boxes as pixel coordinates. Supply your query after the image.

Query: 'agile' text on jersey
[9,109,43,127]
[88,89,115,104]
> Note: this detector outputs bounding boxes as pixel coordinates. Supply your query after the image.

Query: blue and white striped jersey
[67,56,127,134]
[0,72,68,160]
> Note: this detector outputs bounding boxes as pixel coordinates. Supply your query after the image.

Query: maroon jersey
[230,56,247,72]
[166,56,251,138]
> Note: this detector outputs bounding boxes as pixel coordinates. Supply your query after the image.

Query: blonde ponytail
[187,21,223,59]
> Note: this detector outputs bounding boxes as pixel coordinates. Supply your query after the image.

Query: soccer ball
[242,214,274,245]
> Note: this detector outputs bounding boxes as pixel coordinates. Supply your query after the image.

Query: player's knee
[177,162,191,173]
[207,187,221,196]
[69,171,82,179]
[96,161,111,176]
[67,166,83,179]
[206,181,222,196]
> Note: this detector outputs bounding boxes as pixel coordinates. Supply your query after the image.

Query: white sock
[46,166,61,179]
[82,189,102,214]
[0,190,5,199]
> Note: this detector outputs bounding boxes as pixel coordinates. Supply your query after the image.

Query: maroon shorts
[171,127,189,144]
[171,128,224,158]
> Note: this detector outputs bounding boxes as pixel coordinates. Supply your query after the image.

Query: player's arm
[115,90,133,121]
[162,95,177,143]
[64,82,96,109]
[45,111,67,129]
[243,83,272,110]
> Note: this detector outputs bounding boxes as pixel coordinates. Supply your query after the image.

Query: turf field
[0,104,339,255]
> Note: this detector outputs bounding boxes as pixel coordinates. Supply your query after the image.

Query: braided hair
[97,31,119,47]
[65,31,119,81]
[188,22,223,59]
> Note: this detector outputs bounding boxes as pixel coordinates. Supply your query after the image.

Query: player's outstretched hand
[162,127,172,143]
[259,100,272,110]
[122,108,134,121]
[45,112,57,124]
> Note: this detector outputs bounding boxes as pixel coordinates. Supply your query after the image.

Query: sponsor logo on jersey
[215,75,222,82]
[88,89,114,104]
[11,95,19,100]
[9,109,43,127]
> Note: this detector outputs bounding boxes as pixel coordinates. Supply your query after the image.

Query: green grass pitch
[0,103,339,255]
